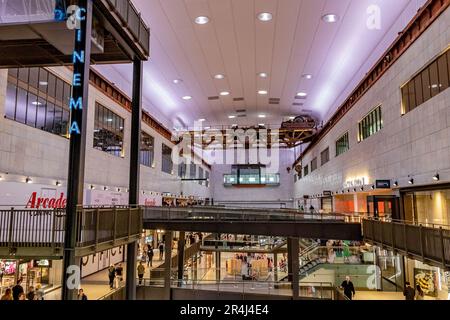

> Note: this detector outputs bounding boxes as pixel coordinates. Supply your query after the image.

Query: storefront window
[161,144,173,174]
[403,189,450,225]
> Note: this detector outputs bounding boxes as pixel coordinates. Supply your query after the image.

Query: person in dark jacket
[147,245,154,267]
[26,286,35,300]
[403,281,416,300]
[108,264,116,289]
[12,278,24,300]
[340,276,356,300]
[77,288,87,300]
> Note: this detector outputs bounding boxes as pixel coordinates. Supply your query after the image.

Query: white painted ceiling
[95,0,426,131]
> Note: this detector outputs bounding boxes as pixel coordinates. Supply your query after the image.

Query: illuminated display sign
[68,6,87,136]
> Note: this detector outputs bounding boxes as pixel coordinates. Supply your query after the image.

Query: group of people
[403,281,425,300]
[0,278,45,301]
[107,263,124,289]
[185,233,203,246]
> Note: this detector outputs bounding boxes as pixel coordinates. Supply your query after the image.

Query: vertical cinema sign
[69,5,88,135]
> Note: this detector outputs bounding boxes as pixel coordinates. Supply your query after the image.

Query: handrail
[143,206,363,223]
[364,216,450,230]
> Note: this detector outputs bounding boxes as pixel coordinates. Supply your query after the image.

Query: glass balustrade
[223,174,280,186]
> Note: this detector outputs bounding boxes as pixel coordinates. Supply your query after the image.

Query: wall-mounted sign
[322,191,332,197]
[343,177,367,188]
[33,260,52,268]
[375,180,391,189]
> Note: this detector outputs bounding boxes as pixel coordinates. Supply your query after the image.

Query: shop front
[401,184,450,225]
[404,257,449,300]
[0,258,62,294]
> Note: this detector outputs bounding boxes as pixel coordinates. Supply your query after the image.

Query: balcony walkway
[143,206,363,240]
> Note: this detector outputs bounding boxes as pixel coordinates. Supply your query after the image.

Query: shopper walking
[415,285,424,300]
[115,263,124,288]
[108,264,116,289]
[159,242,164,261]
[137,262,145,285]
[77,288,88,300]
[147,245,154,267]
[403,282,416,300]
[340,276,356,300]
[26,286,36,300]
[12,278,24,300]
[35,284,45,300]
[1,288,13,300]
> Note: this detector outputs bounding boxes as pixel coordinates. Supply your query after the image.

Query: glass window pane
[15,88,28,124]
[421,68,431,102]
[45,103,55,132]
[5,82,17,120]
[36,97,46,130]
[401,86,409,114]
[26,93,37,127]
[63,82,71,107]
[38,68,48,93]
[62,109,69,136]
[47,73,56,98]
[437,54,449,92]
[407,81,416,111]
[28,67,39,89]
[18,68,29,83]
[8,68,18,79]
[429,61,439,97]
[55,79,64,104]
[414,76,423,106]
[54,105,63,134]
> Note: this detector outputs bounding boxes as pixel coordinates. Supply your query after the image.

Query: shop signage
[68,5,87,135]
[33,260,51,267]
[343,177,367,188]
[375,180,391,189]
[26,192,67,209]
[323,191,332,197]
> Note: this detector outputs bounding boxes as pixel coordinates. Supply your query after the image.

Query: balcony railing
[362,218,450,269]
[0,206,142,256]
[143,206,361,223]
[103,0,150,55]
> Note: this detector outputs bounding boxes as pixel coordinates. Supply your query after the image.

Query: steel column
[287,238,299,300]
[163,231,173,300]
[126,57,143,300]
[62,0,93,301]
[177,231,186,285]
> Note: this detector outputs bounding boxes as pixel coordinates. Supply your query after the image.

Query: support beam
[177,231,186,285]
[163,232,173,300]
[215,251,221,281]
[273,253,278,282]
[287,238,299,300]
[62,0,93,301]
[126,57,143,300]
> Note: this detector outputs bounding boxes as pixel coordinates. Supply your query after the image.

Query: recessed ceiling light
[107,118,113,122]
[228,115,236,119]
[257,12,273,22]
[302,74,313,80]
[31,101,43,106]
[198,119,206,122]
[258,123,265,127]
[195,16,209,25]
[182,96,192,100]
[258,90,268,95]
[322,14,339,23]
[39,81,48,86]
[258,114,266,118]
[297,92,307,97]
[258,72,268,78]
[173,79,182,84]
[220,91,230,96]
[289,116,295,120]
[214,74,225,79]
